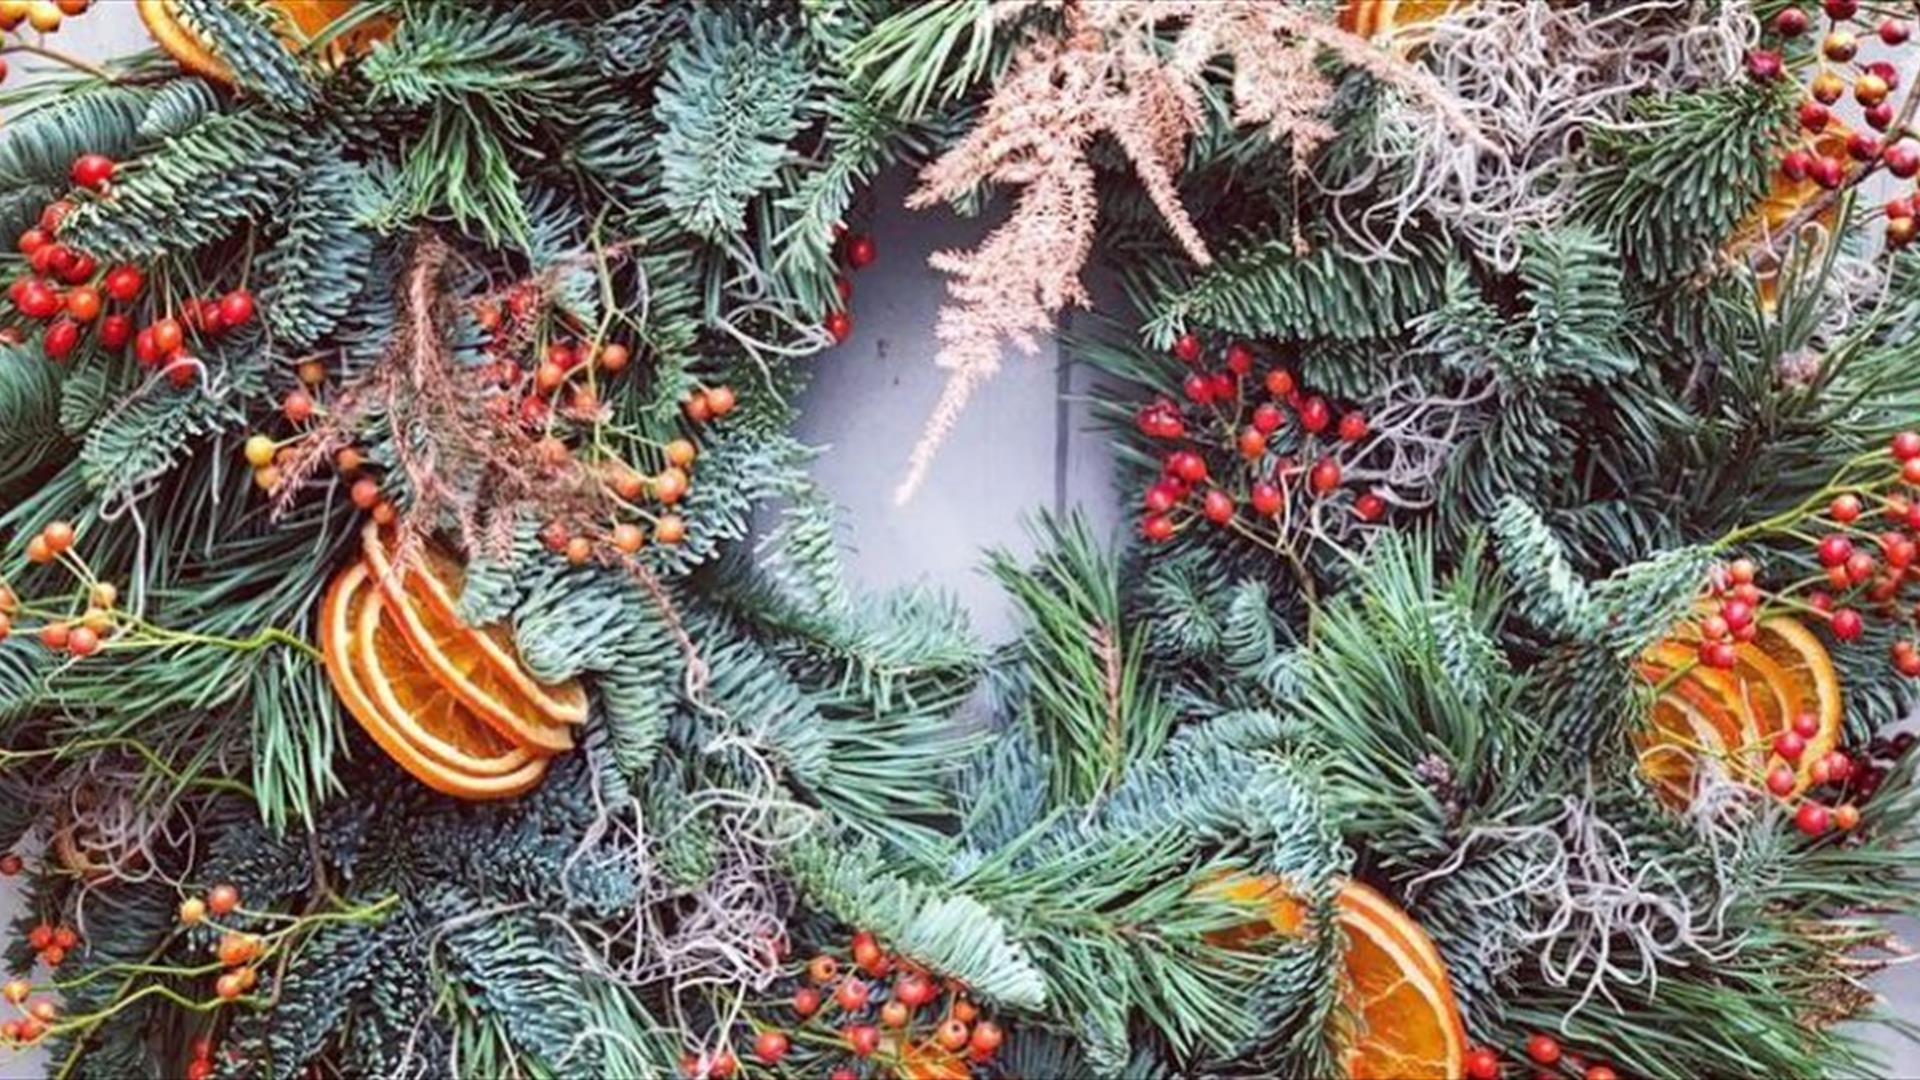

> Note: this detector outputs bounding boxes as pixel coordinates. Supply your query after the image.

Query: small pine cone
[1776,348,1822,388]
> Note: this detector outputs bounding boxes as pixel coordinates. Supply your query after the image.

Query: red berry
[1173,332,1202,364]
[1309,458,1341,494]
[1169,450,1208,484]
[1465,1046,1500,1080]
[1766,764,1797,797]
[1237,428,1267,459]
[26,925,51,951]
[1251,481,1282,516]
[1251,402,1283,434]
[1831,494,1863,524]
[100,313,132,350]
[1142,514,1174,543]
[1207,371,1235,401]
[1817,535,1853,567]
[1885,19,1912,45]
[1904,457,1920,485]
[1299,396,1330,434]
[1831,608,1864,641]
[834,277,852,304]
[894,973,934,1008]
[1799,101,1830,133]
[1526,1034,1561,1066]
[1775,730,1807,762]
[1834,803,1861,830]
[1586,1067,1619,1080]
[824,310,852,344]
[1202,489,1235,524]
[752,1031,789,1065]
[16,278,59,320]
[1780,150,1813,181]
[1823,750,1853,782]
[845,234,876,269]
[1868,101,1899,132]
[42,317,80,360]
[1144,483,1177,515]
[103,264,142,301]
[792,987,821,1017]
[1721,598,1754,630]
[1337,411,1369,442]
[1793,711,1821,740]
[969,1020,1003,1056]
[284,390,314,423]
[1182,372,1213,405]
[151,318,183,354]
[1888,142,1920,179]
[1263,368,1295,397]
[1809,155,1846,189]
[1847,551,1877,584]
[1895,432,1920,461]
[1775,7,1810,35]
[1795,801,1831,836]
[1701,640,1737,669]
[1353,492,1386,522]
[218,289,254,327]
[208,883,240,915]
[1746,48,1784,82]
[67,625,98,657]
[846,1025,880,1058]
[1826,0,1858,18]
[1225,342,1254,374]
[69,153,114,191]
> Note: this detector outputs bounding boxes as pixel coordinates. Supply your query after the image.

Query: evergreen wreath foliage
[0,2,1916,1079]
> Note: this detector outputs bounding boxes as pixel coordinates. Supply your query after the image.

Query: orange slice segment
[362,525,589,726]
[1203,877,1464,1080]
[321,564,546,800]
[1748,617,1843,792]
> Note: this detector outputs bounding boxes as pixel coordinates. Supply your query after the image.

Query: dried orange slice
[138,0,391,82]
[1206,877,1464,1080]
[362,525,589,727]
[321,564,546,800]
[1641,614,1842,800]
[1342,0,1469,47]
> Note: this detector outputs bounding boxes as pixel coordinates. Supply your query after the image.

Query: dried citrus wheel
[1747,617,1842,791]
[1205,877,1465,1080]
[1341,0,1469,45]
[357,530,573,754]
[321,564,546,800]
[1640,615,1842,800]
[362,524,589,727]
[137,0,390,83]
[1337,882,1467,1080]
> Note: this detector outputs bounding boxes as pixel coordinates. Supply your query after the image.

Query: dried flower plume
[894,0,1492,503]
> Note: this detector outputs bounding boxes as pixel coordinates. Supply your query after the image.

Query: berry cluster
[0,520,125,660]
[685,929,1004,1079]
[0,0,92,37]
[178,883,263,1003]
[1749,1,1920,248]
[822,228,875,346]
[21,920,77,971]
[1136,333,1382,545]
[4,155,258,384]
[0,978,57,1050]
[1465,1033,1621,1080]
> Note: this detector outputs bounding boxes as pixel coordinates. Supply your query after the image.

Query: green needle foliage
[0,3,1915,1079]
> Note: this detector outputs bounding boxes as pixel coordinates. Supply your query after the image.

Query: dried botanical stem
[896,0,1489,502]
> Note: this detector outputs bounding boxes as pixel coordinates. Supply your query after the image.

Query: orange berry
[612,523,644,554]
[66,625,99,656]
[26,925,51,951]
[214,972,244,1000]
[207,883,240,915]
[1835,803,1861,830]
[253,466,282,491]
[951,997,979,1023]
[372,501,397,526]
[653,467,689,505]
[598,343,629,372]
[535,362,565,393]
[654,515,686,545]
[613,468,645,501]
[24,536,51,564]
[178,897,206,925]
[335,448,363,474]
[38,623,68,651]
[216,933,257,967]
[565,536,592,565]
[806,955,838,984]
[684,394,711,424]
[350,478,381,510]
[706,386,736,416]
[664,439,697,468]
[42,521,74,554]
[28,1000,55,1022]
[283,391,314,424]
[297,360,327,386]
[936,1019,970,1051]
[38,946,63,968]
[3,980,28,1004]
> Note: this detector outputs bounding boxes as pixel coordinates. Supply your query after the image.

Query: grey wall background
[1,7,1914,1078]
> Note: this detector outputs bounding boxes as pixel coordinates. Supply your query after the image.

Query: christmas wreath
[0,1,1915,1078]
